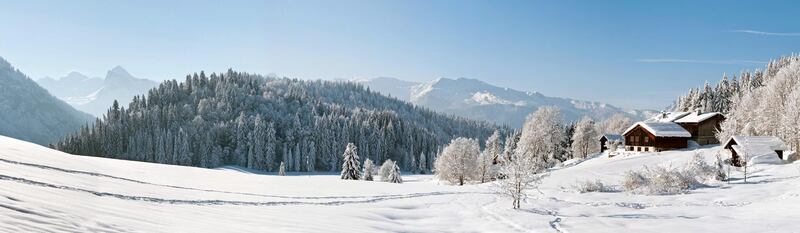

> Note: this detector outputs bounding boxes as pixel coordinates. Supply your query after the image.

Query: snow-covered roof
[725,136,787,153]
[599,134,624,142]
[623,122,692,138]
[674,112,723,123]
[645,111,690,123]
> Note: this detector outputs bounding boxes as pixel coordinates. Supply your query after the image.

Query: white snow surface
[645,111,691,123]
[624,122,692,137]
[2,135,800,232]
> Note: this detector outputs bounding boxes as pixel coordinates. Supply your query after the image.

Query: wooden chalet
[674,111,726,145]
[646,110,726,145]
[723,136,788,166]
[599,134,624,153]
[622,122,691,152]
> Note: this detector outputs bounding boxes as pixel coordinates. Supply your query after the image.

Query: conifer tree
[340,143,361,180]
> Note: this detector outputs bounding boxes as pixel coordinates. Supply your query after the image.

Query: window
[644,137,649,143]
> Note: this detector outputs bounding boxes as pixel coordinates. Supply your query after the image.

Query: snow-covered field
[2,135,799,233]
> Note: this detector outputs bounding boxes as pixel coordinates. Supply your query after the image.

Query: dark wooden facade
[623,125,688,152]
[677,114,726,145]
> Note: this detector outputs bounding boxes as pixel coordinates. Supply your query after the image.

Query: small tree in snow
[379,159,394,181]
[278,162,286,176]
[496,151,547,209]
[435,137,480,185]
[418,152,427,174]
[571,117,599,159]
[363,158,374,181]
[476,151,494,183]
[387,161,403,184]
[340,143,361,180]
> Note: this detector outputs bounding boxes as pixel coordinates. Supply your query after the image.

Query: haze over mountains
[37,66,158,117]
[355,77,655,127]
[0,57,93,145]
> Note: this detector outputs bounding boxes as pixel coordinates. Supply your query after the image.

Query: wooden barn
[674,111,726,145]
[723,136,788,166]
[622,122,691,152]
[599,134,624,153]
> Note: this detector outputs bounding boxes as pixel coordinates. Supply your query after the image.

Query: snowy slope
[37,66,157,117]
[2,135,799,232]
[0,57,94,145]
[356,77,656,127]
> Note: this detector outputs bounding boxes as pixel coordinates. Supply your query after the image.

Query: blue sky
[1,0,798,109]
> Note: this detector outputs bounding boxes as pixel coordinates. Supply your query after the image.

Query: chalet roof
[623,122,692,138]
[600,134,624,142]
[725,136,787,153]
[645,111,691,123]
[674,112,723,123]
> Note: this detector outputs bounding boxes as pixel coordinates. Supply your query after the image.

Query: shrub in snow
[379,159,394,182]
[278,162,286,176]
[621,169,648,192]
[362,159,374,181]
[340,143,361,180]
[435,137,480,185]
[387,162,403,184]
[620,155,718,195]
[574,179,613,193]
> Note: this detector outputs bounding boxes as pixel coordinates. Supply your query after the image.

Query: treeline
[672,55,798,113]
[671,54,800,150]
[54,70,501,171]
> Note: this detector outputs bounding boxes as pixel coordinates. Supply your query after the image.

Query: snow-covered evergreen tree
[387,161,403,184]
[379,159,394,182]
[418,152,427,174]
[362,158,374,181]
[278,161,286,176]
[484,130,502,164]
[340,143,361,180]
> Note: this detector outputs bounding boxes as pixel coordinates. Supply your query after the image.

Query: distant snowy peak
[37,66,158,117]
[356,76,653,127]
[468,91,525,106]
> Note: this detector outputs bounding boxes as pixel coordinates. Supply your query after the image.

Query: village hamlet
[619,110,726,152]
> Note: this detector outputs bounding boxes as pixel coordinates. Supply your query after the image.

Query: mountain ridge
[355,76,655,127]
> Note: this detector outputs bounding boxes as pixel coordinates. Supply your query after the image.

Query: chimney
[695,109,702,115]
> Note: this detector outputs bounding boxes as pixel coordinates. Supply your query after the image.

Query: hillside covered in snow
[4,134,800,232]
[0,57,94,145]
[355,77,655,127]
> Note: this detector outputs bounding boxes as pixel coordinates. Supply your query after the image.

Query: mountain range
[0,57,94,145]
[37,66,158,117]
[355,77,655,127]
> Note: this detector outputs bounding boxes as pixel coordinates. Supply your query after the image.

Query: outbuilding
[599,134,624,153]
[723,136,788,166]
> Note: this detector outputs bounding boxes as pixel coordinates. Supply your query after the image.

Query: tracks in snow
[0,157,481,200]
[0,173,472,206]
[0,157,493,206]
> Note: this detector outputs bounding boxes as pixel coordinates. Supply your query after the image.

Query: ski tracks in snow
[0,157,483,201]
